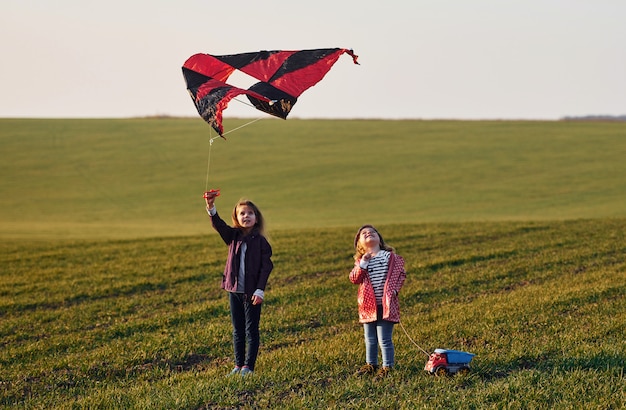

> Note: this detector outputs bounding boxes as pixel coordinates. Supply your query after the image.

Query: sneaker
[355,363,378,376]
[240,366,253,376]
[227,367,241,377]
[375,366,391,380]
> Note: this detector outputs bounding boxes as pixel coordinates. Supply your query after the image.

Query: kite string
[221,117,264,137]
[204,116,265,190]
[205,136,213,192]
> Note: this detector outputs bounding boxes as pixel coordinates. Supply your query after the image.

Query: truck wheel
[434,366,449,377]
[458,366,470,376]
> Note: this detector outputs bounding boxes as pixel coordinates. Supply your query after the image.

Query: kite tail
[346,49,360,65]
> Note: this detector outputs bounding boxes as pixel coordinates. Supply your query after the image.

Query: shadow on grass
[465,349,625,383]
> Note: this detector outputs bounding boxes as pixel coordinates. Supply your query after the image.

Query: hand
[251,295,263,305]
[204,190,219,208]
[363,252,373,262]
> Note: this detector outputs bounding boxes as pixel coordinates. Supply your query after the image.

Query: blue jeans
[363,305,395,368]
[229,292,262,371]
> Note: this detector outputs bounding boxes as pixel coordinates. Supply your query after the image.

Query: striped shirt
[367,250,390,304]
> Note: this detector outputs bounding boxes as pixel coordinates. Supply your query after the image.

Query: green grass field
[1,119,625,408]
[2,221,624,408]
[1,118,625,239]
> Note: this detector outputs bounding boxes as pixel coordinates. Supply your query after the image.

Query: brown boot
[374,366,391,380]
[355,363,378,376]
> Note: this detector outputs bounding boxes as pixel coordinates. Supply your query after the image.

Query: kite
[182,48,359,137]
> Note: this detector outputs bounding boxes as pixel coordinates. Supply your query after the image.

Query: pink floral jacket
[349,252,406,323]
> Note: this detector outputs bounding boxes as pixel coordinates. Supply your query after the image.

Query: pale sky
[2,0,625,120]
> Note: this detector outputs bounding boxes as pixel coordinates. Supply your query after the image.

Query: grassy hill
[1,118,625,239]
[1,119,624,408]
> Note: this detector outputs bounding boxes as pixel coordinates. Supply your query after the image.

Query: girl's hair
[231,198,266,235]
[353,224,394,260]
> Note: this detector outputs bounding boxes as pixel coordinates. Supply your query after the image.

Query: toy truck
[424,348,475,376]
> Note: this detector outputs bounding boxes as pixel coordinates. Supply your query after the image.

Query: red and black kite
[182,48,359,137]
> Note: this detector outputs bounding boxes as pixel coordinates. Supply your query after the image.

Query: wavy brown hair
[231,198,266,236]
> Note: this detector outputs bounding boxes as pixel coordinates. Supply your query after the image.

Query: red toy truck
[424,349,475,376]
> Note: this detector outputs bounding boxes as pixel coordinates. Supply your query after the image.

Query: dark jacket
[210,211,273,296]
